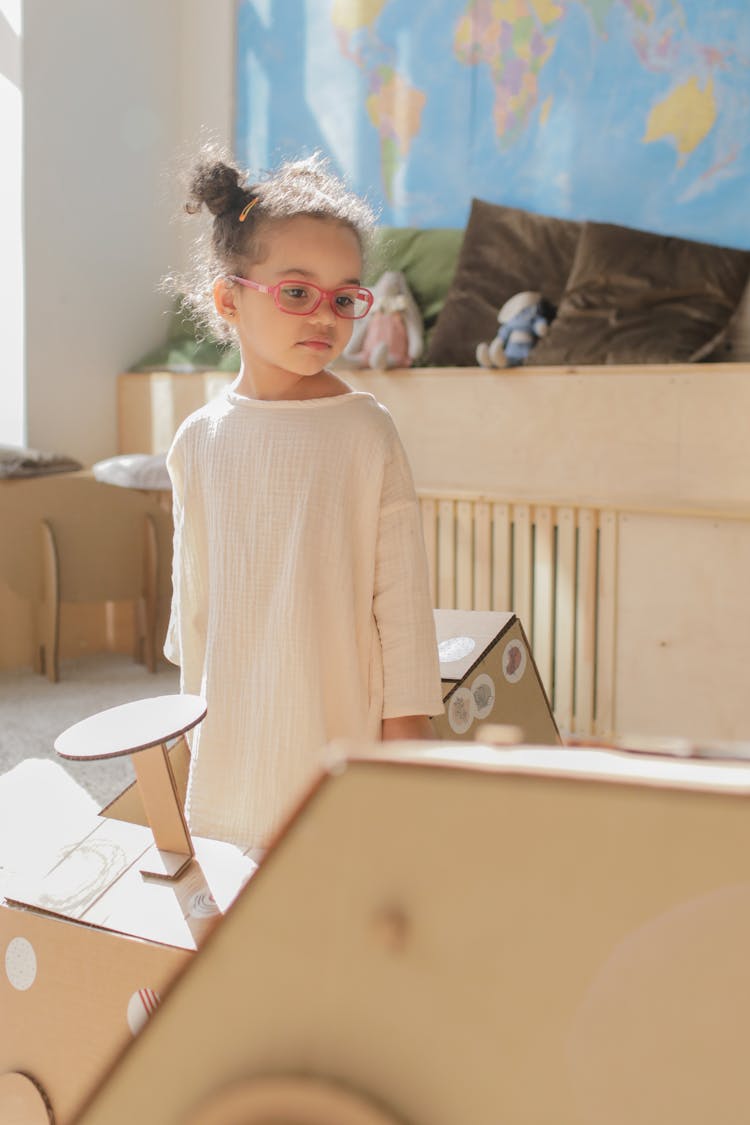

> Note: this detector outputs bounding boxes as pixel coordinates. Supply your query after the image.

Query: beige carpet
[0,655,180,807]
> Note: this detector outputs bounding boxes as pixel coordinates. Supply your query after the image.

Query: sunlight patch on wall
[0,0,24,445]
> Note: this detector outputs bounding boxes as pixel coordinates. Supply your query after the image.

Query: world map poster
[236,0,750,248]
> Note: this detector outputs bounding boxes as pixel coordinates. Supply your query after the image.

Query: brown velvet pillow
[697,275,750,362]
[426,198,582,366]
[532,221,750,366]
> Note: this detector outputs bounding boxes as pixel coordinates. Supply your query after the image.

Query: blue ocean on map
[236,0,750,248]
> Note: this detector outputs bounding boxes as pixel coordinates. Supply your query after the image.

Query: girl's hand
[381,714,435,741]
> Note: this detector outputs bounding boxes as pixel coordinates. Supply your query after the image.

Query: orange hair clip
[238,197,259,222]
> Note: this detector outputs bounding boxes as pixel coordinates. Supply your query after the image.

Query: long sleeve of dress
[164,435,207,697]
[373,432,444,719]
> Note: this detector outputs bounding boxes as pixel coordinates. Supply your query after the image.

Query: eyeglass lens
[276,282,370,319]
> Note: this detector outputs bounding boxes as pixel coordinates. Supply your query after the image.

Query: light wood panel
[347,365,750,511]
[614,512,750,742]
[71,745,750,1125]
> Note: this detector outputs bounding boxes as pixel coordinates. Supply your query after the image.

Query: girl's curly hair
[168,145,376,343]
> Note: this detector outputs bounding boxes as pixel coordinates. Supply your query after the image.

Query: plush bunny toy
[341,270,424,370]
[476,291,556,368]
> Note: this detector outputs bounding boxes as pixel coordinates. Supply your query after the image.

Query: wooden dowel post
[40,518,60,683]
[132,742,194,880]
[141,512,158,673]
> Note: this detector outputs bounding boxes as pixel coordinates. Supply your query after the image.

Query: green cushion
[128,303,241,373]
[365,227,463,333]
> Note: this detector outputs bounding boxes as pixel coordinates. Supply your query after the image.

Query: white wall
[178,0,236,261]
[22,0,235,464]
[0,0,23,447]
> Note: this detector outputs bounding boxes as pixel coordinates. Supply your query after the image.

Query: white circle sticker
[438,635,476,664]
[503,639,527,684]
[470,672,496,720]
[127,988,161,1036]
[448,686,474,735]
[5,937,37,991]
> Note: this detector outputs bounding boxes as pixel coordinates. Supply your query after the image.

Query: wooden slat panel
[575,509,598,736]
[456,500,474,610]
[491,503,511,611]
[512,505,533,633]
[473,500,492,610]
[418,492,605,736]
[420,497,438,607]
[532,506,554,697]
[554,507,577,734]
[595,510,619,739]
[437,499,456,609]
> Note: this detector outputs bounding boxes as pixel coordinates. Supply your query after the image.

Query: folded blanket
[0,444,83,479]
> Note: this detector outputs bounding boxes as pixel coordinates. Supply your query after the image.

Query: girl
[165,149,444,849]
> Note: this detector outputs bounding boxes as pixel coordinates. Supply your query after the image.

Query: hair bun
[186,158,246,217]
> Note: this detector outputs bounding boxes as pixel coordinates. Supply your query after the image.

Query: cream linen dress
[165,389,444,848]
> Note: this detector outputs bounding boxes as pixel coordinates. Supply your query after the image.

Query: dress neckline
[225,388,375,409]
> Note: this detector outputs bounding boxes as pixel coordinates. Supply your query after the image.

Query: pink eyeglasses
[227,276,374,320]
